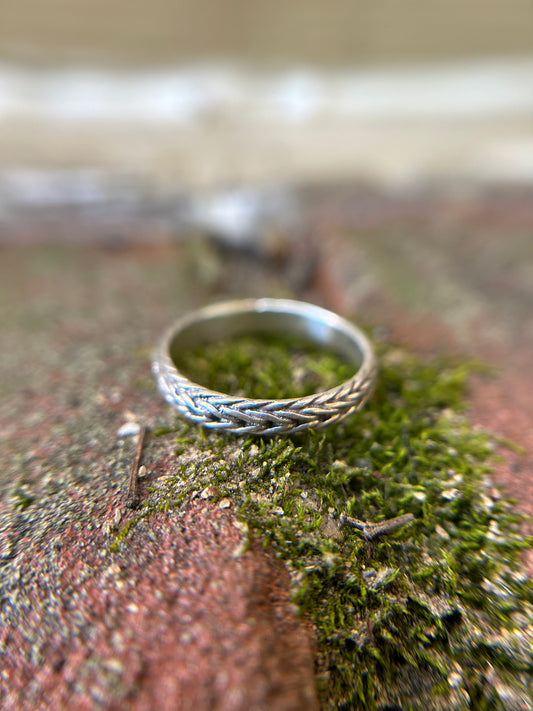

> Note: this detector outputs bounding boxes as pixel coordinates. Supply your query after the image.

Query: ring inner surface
[169,309,364,373]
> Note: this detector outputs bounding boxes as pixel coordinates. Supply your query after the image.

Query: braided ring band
[152,298,377,436]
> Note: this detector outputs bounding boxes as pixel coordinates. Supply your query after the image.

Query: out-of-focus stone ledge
[2,117,532,190]
[1,59,532,190]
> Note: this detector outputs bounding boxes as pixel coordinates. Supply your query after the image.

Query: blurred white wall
[0,1,532,196]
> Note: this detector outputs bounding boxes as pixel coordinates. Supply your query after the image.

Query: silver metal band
[152,298,377,436]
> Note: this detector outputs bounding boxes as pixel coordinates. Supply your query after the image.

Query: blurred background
[0,0,532,227]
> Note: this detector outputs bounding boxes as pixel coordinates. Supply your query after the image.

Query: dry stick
[340,512,415,541]
[124,425,147,509]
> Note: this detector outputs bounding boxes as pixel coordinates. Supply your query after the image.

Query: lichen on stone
[115,334,533,711]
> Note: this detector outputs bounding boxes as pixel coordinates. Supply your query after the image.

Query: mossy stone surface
[116,335,533,710]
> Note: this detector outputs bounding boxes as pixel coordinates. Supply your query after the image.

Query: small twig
[124,425,147,509]
[340,512,415,541]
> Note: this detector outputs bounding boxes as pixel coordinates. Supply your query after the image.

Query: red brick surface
[2,500,317,711]
[1,185,532,708]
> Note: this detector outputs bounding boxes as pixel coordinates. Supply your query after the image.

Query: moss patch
[176,334,356,399]
[115,335,533,710]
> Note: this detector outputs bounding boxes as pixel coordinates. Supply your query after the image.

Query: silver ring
[152,298,377,436]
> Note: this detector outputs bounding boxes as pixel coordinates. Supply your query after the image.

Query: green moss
[114,335,533,710]
[176,334,355,399]
[13,487,35,509]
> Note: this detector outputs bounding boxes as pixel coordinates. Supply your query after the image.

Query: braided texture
[153,349,377,436]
